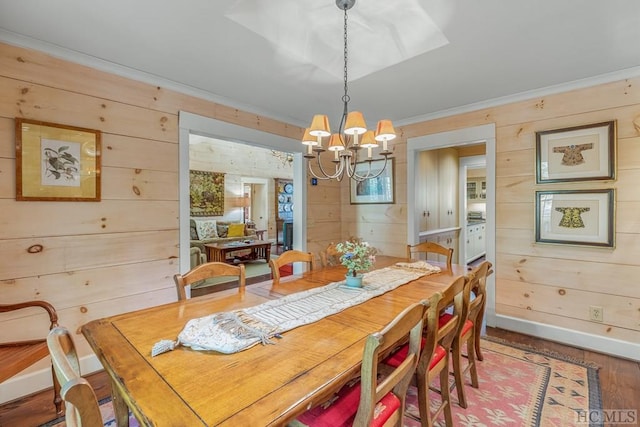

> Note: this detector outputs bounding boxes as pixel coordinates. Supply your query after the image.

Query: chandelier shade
[302,0,395,182]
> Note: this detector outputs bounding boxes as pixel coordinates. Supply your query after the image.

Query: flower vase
[345,273,364,288]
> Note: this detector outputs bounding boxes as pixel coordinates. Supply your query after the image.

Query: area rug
[404,337,602,427]
[42,337,601,427]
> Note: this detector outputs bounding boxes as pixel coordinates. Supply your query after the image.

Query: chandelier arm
[350,156,391,182]
[307,154,345,181]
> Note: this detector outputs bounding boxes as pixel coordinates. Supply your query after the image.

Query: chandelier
[302,0,396,182]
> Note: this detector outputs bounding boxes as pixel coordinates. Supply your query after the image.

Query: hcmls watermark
[577,409,638,425]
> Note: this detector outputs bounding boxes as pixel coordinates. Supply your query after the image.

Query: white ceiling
[1,0,639,129]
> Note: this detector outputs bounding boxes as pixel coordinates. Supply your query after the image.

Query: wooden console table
[205,241,271,264]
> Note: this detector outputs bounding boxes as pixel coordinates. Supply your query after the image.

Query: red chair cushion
[293,379,400,427]
[383,338,447,371]
[439,313,473,336]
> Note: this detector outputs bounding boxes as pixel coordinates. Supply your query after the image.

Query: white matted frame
[349,158,395,204]
[536,121,616,184]
[535,189,614,247]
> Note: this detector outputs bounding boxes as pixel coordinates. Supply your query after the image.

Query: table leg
[265,244,271,263]
[111,379,130,427]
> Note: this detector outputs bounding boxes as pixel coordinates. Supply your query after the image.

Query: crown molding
[0,29,306,127]
[396,66,640,127]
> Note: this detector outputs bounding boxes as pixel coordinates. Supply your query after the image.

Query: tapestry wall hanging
[190,170,225,216]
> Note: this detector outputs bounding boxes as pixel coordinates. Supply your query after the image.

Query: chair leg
[474,322,484,361]
[451,338,468,409]
[439,362,454,427]
[415,371,433,427]
[51,365,62,415]
[466,333,479,388]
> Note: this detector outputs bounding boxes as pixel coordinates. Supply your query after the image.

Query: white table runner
[152,262,440,356]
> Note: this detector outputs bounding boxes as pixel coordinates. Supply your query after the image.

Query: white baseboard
[0,354,104,405]
[492,314,640,362]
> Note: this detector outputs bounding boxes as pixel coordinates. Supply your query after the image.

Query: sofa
[190,219,258,260]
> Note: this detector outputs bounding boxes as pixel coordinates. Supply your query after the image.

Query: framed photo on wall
[535,121,616,184]
[350,158,395,204]
[15,118,101,201]
[535,189,614,247]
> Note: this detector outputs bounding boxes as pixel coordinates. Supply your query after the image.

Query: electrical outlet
[589,305,604,322]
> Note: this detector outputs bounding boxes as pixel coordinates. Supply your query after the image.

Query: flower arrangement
[335,238,377,277]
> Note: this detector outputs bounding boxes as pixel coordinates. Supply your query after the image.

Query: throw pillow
[217,224,229,238]
[190,226,199,240]
[194,219,218,240]
[227,223,246,238]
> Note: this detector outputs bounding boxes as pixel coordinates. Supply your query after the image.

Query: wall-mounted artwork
[190,170,225,216]
[15,118,101,201]
[350,158,395,204]
[536,121,616,183]
[535,189,614,248]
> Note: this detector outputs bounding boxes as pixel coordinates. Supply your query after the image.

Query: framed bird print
[535,121,616,183]
[535,189,614,247]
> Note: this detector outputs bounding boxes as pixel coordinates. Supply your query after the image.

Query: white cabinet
[418,148,459,231]
[465,223,486,263]
[438,149,459,228]
[466,177,486,200]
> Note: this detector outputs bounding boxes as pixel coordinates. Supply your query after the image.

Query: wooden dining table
[81,256,469,426]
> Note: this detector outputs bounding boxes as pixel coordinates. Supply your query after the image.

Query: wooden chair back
[354,300,429,426]
[406,241,453,269]
[0,301,62,414]
[173,261,246,300]
[416,275,470,427]
[318,242,341,268]
[47,327,103,427]
[269,250,315,286]
[450,261,493,408]
[467,260,493,359]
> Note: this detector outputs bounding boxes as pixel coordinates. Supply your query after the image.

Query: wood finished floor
[1,325,638,427]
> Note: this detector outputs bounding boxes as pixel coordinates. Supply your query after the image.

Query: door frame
[407,123,497,326]
[178,112,307,274]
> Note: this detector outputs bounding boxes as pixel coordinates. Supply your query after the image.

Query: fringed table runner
[152,261,440,356]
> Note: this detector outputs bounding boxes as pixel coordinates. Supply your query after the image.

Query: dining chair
[269,250,315,286]
[318,242,341,268]
[406,241,453,269]
[0,301,62,414]
[290,300,428,427]
[447,260,493,408]
[173,261,246,300]
[383,275,469,427]
[47,326,104,427]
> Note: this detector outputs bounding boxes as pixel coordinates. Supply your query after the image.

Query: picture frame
[350,158,395,204]
[535,121,615,184]
[16,118,101,201]
[535,189,614,247]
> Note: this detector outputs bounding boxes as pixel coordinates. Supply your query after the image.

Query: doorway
[178,112,307,274]
[407,123,496,327]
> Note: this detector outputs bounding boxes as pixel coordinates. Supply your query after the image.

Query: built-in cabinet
[275,178,293,249]
[417,148,459,231]
[417,148,460,263]
[465,222,486,264]
[466,177,486,200]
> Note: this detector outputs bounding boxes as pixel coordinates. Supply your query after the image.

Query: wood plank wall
[2,39,639,400]
[393,76,640,346]
[0,41,312,401]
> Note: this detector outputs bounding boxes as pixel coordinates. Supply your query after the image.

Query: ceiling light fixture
[302,0,396,182]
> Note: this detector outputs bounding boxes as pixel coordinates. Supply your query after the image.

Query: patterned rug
[404,337,602,427]
[42,337,601,427]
